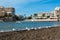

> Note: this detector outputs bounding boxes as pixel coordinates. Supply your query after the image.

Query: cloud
[0,0,51,14]
[0,0,50,7]
[0,0,41,6]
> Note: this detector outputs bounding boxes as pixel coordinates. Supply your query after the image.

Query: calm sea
[0,21,60,32]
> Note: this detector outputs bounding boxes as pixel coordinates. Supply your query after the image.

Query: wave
[0,25,60,32]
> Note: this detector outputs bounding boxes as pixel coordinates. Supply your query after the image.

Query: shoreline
[0,25,60,33]
[1,18,60,22]
[0,21,59,23]
[0,26,60,40]
[23,18,60,22]
[0,19,60,22]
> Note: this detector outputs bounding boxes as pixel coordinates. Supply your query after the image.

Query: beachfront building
[38,12,45,17]
[32,7,60,21]
[0,6,15,17]
[0,6,15,21]
[48,11,56,19]
[33,12,46,19]
[45,12,50,18]
[34,12,54,19]
[36,7,60,19]
[0,6,6,17]
[54,7,60,21]
[38,12,46,19]
[5,7,15,16]
[54,7,60,17]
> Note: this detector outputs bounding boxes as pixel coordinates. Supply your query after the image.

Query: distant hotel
[0,6,15,21]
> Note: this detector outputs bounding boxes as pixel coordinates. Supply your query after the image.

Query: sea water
[0,21,60,32]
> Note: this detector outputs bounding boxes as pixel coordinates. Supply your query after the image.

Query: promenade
[24,19,60,21]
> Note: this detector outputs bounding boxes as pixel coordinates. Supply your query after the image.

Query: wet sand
[0,26,60,40]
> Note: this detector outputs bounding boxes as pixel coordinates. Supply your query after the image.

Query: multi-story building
[5,7,15,16]
[0,6,15,21]
[0,6,6,17]
[38,12,45,17]
[0,6,15,17]
[33,7,60,20]
[54,7,60,17]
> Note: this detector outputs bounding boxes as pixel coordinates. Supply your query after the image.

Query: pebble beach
[0,26,60,40]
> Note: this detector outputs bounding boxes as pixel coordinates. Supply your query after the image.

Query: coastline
[0,26,60,40]
[24,19,59,22]
[0,18,60,22]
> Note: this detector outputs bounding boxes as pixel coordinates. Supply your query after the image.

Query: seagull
[34,28,37,30]
[26,27,30,31]
[45,26,48,28]
[12,28,16,31]
[0,30,4,32]
[31,27,34,29]
[48,26,51,28]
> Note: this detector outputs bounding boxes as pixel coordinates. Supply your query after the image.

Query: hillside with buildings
[25,7,60,21]
[0,6,24,22]
[0,6,60,22]
[0,6,15,21]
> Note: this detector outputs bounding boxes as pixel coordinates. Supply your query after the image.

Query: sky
[0,0,60,16]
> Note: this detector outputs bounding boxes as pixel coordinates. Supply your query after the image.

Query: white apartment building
[34,7,60,19]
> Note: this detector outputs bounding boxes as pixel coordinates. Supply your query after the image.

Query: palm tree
[8,14,12,17]
[57,15,59,21]
[34,13,38,17]
[4,13,7,17]
[57,10,60,21]
[27,15,32,19]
